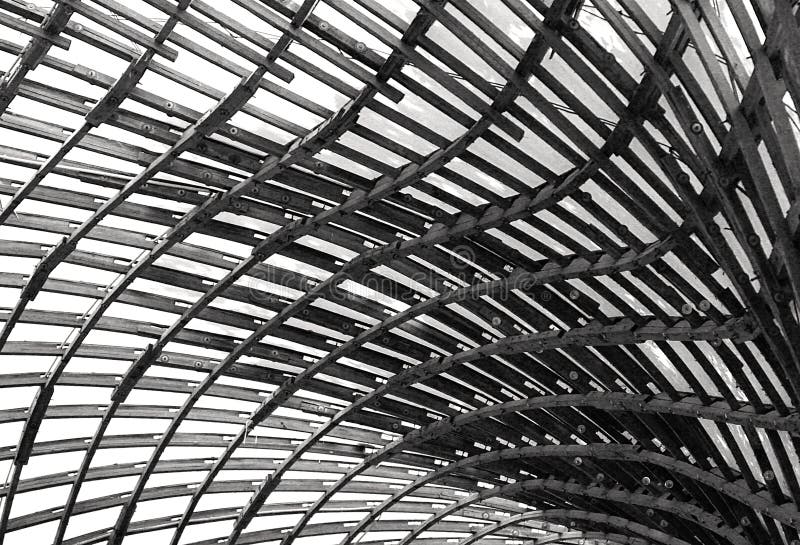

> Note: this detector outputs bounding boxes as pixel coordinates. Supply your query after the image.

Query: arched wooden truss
[0,0,799,544]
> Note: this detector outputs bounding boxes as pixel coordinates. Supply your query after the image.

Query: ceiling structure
[0,0,799,544]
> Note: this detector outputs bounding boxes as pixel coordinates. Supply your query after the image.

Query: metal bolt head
[569,289,580,300]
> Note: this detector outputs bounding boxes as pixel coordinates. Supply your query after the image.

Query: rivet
[569,289,580,300]
[690,121,703,134]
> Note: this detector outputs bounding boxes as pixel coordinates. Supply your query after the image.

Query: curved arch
[273,387,794,545]
[394,478,748,545]
[457,510,691,545]
[0,3,195,540]
[338,443,799,545]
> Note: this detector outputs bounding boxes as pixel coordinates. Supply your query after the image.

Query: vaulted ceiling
[0,1,799,545]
